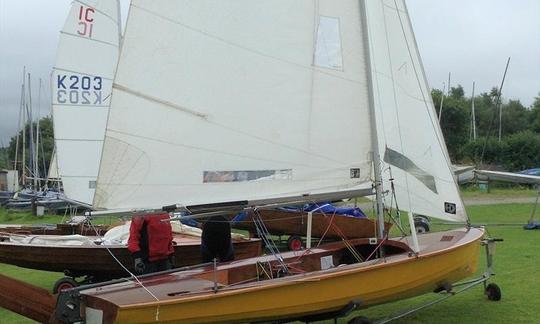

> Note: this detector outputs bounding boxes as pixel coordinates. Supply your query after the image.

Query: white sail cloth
[94,0,374,210]
[93,0,467,224]
[51,0,121,205]
[365,0,467,222]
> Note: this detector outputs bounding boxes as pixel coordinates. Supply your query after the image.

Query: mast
[471,81,476,141]
[21,70,27,187]
[447,72,451,97]
[14,83,24,173]
[438,72,450,123]
[437,82,445,123]
[497,57,511,142]
[360,0,385,239]
[27,73,36,190]
[35,78,42,189]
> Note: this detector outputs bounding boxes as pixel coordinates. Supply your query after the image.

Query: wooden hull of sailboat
[0,223,110,236]
[78,228,483,323]
[0,235,261,280]
[233,209,392,240]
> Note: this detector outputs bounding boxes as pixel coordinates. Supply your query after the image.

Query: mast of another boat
[21,69,27,187]
[360,0,419,252]
[27,72,37,191]
[470,81,476,141]
[13,68,25,185]
[35,78,42,190]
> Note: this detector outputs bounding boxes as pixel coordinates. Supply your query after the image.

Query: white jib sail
[47,150,59,180]
[51,0,121,204]
[365,0,467,222]
[94,0,375,210]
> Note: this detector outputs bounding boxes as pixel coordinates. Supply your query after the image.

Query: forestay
[94,0,374,210]
[365,0,467,222]
[51,0,121,204]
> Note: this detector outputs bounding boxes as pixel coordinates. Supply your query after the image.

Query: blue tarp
[520,168,540,176]
[232,203,366,223]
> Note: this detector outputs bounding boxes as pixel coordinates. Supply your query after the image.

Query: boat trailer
[346,237,503,324]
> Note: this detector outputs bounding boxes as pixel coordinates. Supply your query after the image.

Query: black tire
[348,316,372,324]
[415,221,430,233]
[287,235,303,251]
[485,283,502,301]
[53,277,78,294]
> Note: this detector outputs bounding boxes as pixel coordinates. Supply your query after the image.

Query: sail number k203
[56,74,103,105]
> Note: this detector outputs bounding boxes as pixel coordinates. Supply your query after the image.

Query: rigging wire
[252,209,289,275]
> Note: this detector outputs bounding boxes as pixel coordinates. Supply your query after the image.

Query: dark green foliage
[461,137,507,166]
[438,96,469,161]
[531,95,540,133]
[449,85,465,99]
[501,131,540,170]
[433,86,540,169]
[0,147,8,169]
[7,116,54,176]
[501,100,529,135]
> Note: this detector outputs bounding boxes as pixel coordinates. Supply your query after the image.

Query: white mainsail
[365,0,467,222]
[94,0,374,210]
[51,0,121,204]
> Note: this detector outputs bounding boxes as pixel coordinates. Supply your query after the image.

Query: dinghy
[232,207,392,250]
[0,221,261,292]
[0,0,504,323]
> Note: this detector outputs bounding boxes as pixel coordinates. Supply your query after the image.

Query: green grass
[460,186,538,199]
[0,208,124,226]
[0,208,65,225]
[340,203,540,324]
[1,201,539,323]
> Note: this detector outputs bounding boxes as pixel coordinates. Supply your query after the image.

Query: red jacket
[128,213,174,262]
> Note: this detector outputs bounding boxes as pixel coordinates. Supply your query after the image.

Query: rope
[252,209,289,274]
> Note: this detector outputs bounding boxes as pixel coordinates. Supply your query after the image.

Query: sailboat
[0,0,262,292]
[50,0,122,206]
[47,0,502,323]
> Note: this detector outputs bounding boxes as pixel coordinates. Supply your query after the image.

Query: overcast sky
[0,0,539,146]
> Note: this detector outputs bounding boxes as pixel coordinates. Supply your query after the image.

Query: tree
[531,94,540,133]
[0,147,8,169]
[461,136,507,166]
[440,99,469,160]
[449,85,465,99]
[8,116,54,181]
[501,131,540,171]
[501,99,529,136]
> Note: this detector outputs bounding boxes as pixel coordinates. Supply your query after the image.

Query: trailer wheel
[53,277,78,294]
[287,235,303,251]
[348,316,372,324]
[485,283,502,301]
[415,221,430,234]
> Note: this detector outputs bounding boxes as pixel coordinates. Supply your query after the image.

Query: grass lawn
[342,202,540,323]
[0,198,539,323]
[460,185,538,199]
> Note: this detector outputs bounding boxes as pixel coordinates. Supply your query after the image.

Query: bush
[461,131,540,171]
[461,137,507,166]
[501,131,540,171]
